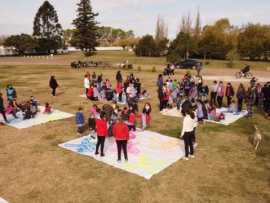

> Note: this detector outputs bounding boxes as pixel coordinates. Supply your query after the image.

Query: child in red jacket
[95,112,108,157]
[113,116,129,162]
[127,106,136,131]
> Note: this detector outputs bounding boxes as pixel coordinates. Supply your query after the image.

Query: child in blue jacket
[76,107,85,135]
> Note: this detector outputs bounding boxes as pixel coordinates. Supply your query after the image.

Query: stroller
[236,65,253,79]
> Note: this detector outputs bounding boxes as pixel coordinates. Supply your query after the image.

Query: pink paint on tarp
[127,142,140,155]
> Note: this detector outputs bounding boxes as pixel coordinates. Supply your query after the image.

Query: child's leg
[95,136,101,154]
[123,140,128,160]
[100,137,105,156]
[0,111,8,122]
[116,141,122,161]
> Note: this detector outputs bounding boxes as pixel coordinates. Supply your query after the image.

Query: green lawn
[0,52,269,203]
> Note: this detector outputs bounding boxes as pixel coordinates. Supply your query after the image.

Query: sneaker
[183,157,189,161]
[189,155,195,159]
[117,159,121,163]
[101,154,105,157]
[95,152,99,155]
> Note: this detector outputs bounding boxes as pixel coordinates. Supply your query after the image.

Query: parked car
[176,59,202,69]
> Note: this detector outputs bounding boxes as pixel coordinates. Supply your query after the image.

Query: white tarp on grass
[206,107,248,126]
[0,197,8,203]
[59,130,190,180]
[0,106,74,129]
[204,75,269,83]
[160,107,248,126]
[161,107,182,118]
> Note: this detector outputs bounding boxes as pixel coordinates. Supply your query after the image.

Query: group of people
[157,72,270,122]
[75,102,152,161]
[0,84,53,123]
[84,71,149,106]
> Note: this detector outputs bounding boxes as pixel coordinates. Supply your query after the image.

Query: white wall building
[67,46,124,52]
[0,46,16,56]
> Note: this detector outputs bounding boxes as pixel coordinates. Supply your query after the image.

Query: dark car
[176,59,201,69]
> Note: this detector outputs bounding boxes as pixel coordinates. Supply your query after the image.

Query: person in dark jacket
[49,76,59,96]
[236,83,246,112]
[116,71,123,83]
[181,97,192,115]
[0,93,8,123]
[225,83,235,107]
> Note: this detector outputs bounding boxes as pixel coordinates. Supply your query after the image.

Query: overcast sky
[0,0,269,38]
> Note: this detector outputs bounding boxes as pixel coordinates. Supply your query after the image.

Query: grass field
[0,51,269,203]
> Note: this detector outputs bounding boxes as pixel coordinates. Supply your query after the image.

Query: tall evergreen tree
[33,0,63,53]
[72,0,99,56]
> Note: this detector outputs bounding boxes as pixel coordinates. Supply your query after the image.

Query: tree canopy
[72,0,99,56]
[4,34,37,55]
[33,0,64,53]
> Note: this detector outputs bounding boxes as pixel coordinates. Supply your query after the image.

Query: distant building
[67,46,124,52]
[0,46,16,56]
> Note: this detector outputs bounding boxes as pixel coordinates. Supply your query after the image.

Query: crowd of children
[157,72,270,123]
[0,84,53,123]
[75,102,152,161]
[83,71,149,106]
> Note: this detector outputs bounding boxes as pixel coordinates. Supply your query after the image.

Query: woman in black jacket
[49,76,59,96]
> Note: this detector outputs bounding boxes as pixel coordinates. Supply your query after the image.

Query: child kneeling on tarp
[75,107,85,136]
[44,103,53,114]
[95,111,108,157]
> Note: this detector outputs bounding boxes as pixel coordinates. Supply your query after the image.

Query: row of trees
[3,0,100,56]
[4,1,64,55]
[3,1,270,60]
[135,16,169,57]
[136,11,270,62]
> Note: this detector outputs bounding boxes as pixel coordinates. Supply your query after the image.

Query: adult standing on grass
[210,81,218,106]
[181,108,196,160]
[0,93,8,123]
[49,75,59,96]
[236,83,246,112]
[113,116,129,162]
[217,81,225,108]
[225,82,235,107]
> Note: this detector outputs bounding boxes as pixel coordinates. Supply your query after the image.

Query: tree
[135,35,158,57]
[226,48,240,68]
[4,34,37,55]
[155,16,168,41]
[167,32,197,63]
[194,9,202,40]
[238,24,270,60]
[72,0,99,56]
[179,13,192,34]
[33,0,64,53]
[97,26,134,46]
[0,35,7,45]
[199,18,234,59]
